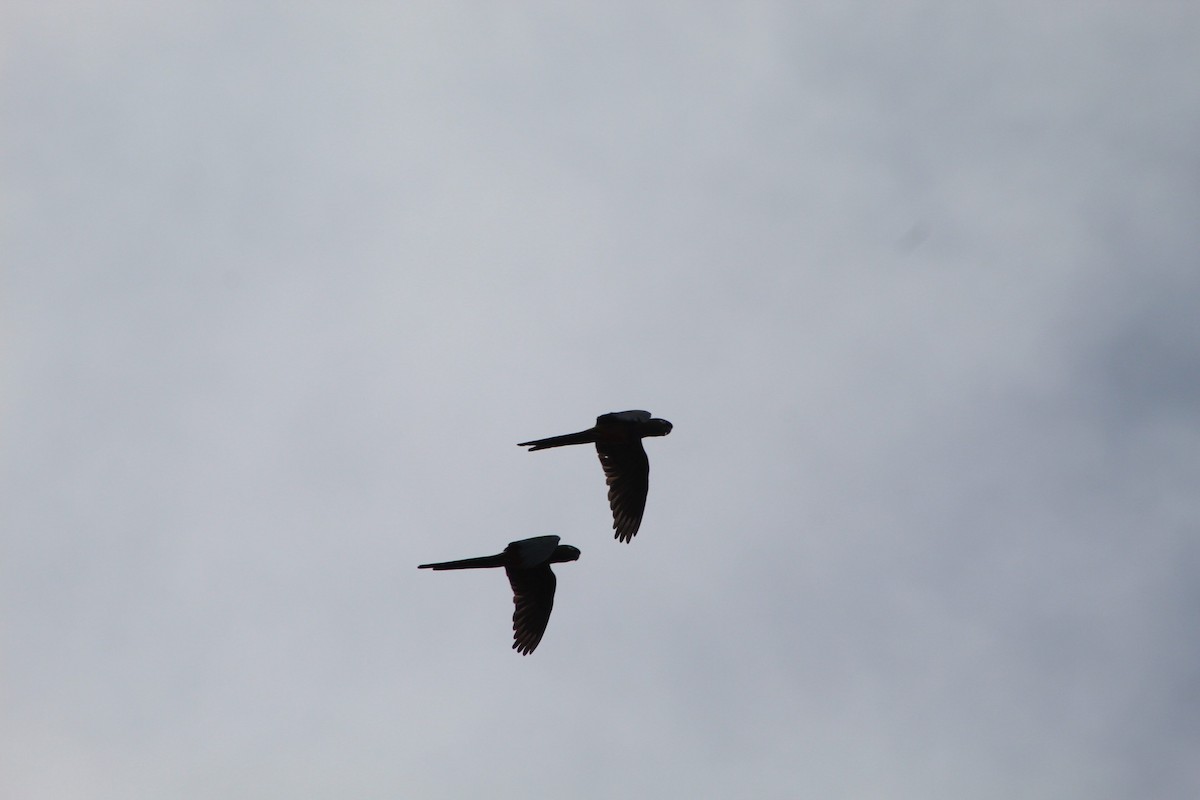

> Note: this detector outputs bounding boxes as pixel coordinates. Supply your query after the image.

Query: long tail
[517,429,596,451]
[418,553,505,570]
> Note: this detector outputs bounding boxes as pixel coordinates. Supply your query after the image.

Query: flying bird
[518,410,673,542]
[418,535,581,655]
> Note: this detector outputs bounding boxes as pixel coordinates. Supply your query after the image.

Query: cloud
[3,3,1198,798]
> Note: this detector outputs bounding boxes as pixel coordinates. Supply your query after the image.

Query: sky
[3,2,1199,798]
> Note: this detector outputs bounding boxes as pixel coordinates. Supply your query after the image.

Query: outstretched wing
[596,410,651,425]
[506,564,557,655]
[596,440,650,542]
[505,535,561,569]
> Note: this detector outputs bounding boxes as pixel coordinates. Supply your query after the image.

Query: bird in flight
[418,535,581,655]
[518,410,673,542]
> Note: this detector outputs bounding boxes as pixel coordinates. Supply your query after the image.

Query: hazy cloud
[3,3,1198,798]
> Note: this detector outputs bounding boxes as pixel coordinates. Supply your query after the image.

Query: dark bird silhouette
[418,535,581,655]
[518,410,672,542]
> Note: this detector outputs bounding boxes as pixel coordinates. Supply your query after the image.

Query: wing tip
[512,638,539,655]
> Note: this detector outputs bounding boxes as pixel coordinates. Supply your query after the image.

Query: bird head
[647,418,673,437]
[551,545,582,564]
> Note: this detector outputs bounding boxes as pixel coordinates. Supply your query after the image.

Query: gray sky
[3,3,1199,798]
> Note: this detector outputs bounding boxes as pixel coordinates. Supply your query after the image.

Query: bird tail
[517,429,595,451]
[418,553,506,570]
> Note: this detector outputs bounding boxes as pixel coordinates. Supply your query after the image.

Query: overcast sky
[3,3,1199,798]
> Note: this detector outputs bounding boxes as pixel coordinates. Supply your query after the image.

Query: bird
[518,410,672,542]
[418,535,581,655]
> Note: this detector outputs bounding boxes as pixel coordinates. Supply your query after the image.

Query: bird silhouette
[518,410,672,542]
[418,535,581,655]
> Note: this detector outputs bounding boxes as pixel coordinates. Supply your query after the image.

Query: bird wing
[596,439,650,542]
[506,564,557,655]
[596,409,651,425]
[506,535,561,569]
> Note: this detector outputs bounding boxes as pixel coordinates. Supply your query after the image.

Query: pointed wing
[596,410,651,425]
[505,535,561,569]
[506,564,557,655]
[596,439,650,542]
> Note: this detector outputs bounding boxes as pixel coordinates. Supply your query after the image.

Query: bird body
[419,535,580,655]
[518,410,672,542]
